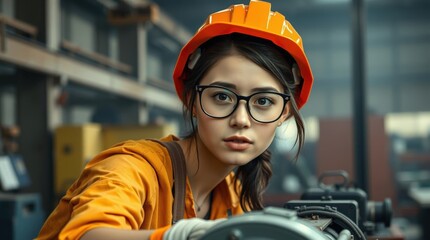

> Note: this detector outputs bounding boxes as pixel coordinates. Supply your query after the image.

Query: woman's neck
[178,136,234,208]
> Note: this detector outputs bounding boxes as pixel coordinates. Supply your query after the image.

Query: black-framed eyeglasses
[196,85,290,123]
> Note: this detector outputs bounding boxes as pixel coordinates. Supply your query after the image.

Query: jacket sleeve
[57,153,157,239]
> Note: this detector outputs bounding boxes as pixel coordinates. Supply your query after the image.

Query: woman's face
[194,54,289,167]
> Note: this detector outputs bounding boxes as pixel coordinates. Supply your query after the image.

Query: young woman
[37,0,313,239]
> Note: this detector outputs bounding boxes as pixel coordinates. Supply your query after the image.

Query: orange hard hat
[173,0,313,109]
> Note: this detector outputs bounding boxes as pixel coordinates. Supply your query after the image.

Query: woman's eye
[213,93,233,102]
[256,97,273,106]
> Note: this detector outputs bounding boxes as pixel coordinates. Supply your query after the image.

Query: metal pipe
[351,0,368,194]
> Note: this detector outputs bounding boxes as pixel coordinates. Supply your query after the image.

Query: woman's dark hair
[181,33,305,211]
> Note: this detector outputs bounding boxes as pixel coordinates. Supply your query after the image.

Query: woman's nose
[229,101,251,128]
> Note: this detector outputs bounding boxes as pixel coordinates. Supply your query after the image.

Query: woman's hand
[163,218,226,240]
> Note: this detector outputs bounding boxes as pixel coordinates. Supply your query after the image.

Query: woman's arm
[80,227,155,240]
[80,218,226,240]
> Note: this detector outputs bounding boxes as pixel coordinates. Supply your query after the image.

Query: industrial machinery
[201,170,392,240]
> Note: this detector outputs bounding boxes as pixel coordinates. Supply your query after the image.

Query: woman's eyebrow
[252,87,281,92]
[208,81,237,89]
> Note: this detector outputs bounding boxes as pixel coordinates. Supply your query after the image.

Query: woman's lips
[223,136,252,151]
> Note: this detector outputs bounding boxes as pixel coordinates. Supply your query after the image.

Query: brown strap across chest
[151,140,187,224]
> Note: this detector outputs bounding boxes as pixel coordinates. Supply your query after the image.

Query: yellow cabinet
[54,124,102,195]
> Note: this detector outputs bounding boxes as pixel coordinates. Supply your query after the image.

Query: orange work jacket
[37,135,243,240]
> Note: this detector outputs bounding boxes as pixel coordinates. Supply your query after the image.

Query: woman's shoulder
[62,135,180,202]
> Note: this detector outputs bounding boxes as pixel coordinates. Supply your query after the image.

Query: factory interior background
[0,0,429,239]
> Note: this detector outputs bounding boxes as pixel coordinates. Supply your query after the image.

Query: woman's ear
[281,102,291,122]
[184,92,196,117]
[277,104,290,127]
[191,103,197,117]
